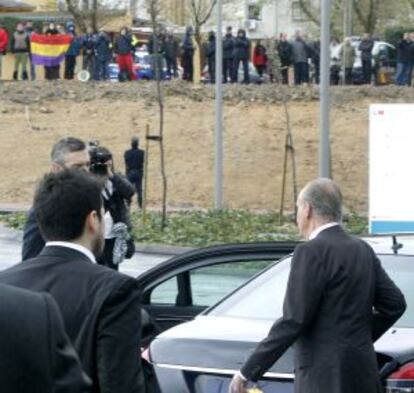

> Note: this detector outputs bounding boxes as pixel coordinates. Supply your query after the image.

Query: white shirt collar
[309,222,340,240]
[45,241,96,263]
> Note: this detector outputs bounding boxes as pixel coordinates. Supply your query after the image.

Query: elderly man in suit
[0,169,146,393]
[0,284,91,393]
[22,137,90,261]
[229,178,406,393]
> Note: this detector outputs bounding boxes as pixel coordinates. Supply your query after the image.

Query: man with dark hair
[230,178,406,393]
[0,169,146,393]
[124,137,145,209]
[164,32,179,78]
[181,26,195,82]
[22,136,90,261]
[359,33,374,84]
[232,29,250,83]
[0,283,91,393]
[222,26,234,83]
[91,145,135,270]
[82,27,96,77]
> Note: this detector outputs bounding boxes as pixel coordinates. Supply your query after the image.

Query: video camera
[89,141,113,176]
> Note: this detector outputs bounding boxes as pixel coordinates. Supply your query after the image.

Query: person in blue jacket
[64,25,81,80]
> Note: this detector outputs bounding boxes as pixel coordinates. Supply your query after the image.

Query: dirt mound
[0,81,413,213]
[1,80,413,106]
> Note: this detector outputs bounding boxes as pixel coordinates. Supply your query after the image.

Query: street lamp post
[319,0,332,178]
[215,0,223,209]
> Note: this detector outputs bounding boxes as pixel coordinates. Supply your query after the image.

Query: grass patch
[0,210,368,248]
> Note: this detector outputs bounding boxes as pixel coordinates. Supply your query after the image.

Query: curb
[0,205,194,256]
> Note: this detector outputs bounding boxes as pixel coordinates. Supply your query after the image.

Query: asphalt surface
[0,225,171,277]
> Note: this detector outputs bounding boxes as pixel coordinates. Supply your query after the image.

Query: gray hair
[301,178,343,222]
[51,137,86,165]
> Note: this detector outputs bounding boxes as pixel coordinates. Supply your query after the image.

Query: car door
[137,243,297,334]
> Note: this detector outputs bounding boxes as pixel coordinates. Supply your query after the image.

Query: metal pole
[214,0,223,209]
[319,0,331,178]
[143,125,150,226]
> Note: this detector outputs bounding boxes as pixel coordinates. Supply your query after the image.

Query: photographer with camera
[90,145,136,270]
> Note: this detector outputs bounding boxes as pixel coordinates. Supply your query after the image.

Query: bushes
[0,210,369,248]
[384,26,414,46]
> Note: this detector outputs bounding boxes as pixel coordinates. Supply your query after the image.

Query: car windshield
[209,254,414,328]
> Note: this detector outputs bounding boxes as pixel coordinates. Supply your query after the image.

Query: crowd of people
[199,29,380,86]
[0,20,138,81]
[1,19,414,86]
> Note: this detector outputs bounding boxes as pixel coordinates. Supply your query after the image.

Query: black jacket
[397,39,413,63]
[124,147,145,178]
[234,33,250,60]
[205,36,215,59]
[114,34,134,55]
[104,173,135,229]
[0,246,146,393]
[0,284,91,393]
[22,207,45,261]
[164,37,178,59]
[277,40,292,65]
[241,226,406,393]
[222,34,235,60]
[359,39,374,61]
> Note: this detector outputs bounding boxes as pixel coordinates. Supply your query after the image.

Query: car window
[150,276,178,305]
[209,254,414,328]
[209,257,291,320]
[190,261,273,307]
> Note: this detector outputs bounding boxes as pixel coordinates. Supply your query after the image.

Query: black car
[144,237,414,393]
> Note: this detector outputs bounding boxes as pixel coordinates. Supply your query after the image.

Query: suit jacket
[22,207,45,261]
[241,225,406,393]
[0,246,146,393]
[0,283,91,393]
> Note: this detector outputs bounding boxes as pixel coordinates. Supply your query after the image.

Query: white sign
[370,104,414,234]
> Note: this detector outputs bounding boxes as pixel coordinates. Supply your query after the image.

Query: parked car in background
[331,40,397,85]
[147,236,414,393]
[108,49,173,81]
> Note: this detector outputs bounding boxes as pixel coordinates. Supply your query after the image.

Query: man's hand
[228,374,248,393]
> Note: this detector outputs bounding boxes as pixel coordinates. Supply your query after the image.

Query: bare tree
[64,0,126,33]
[147,0,168,230]
[64,0,88,32]
[352,0,382,34]
[187,0,218,67]
[293,0,386,35]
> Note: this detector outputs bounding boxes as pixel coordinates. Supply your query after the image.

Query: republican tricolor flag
[30,33,72,67]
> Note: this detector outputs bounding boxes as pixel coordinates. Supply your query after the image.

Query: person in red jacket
[0,23,9,79]
[253,40,268,78]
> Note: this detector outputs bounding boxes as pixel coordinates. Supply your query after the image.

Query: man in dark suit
[22,137,90,261]
[0,169,146,393]
[229,178,406,393]
[0,283,91,393]
[124,137,145,208]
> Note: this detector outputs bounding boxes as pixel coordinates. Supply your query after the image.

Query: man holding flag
[30,26,71,80]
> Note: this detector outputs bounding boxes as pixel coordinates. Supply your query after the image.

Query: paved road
[0,226,171,277]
